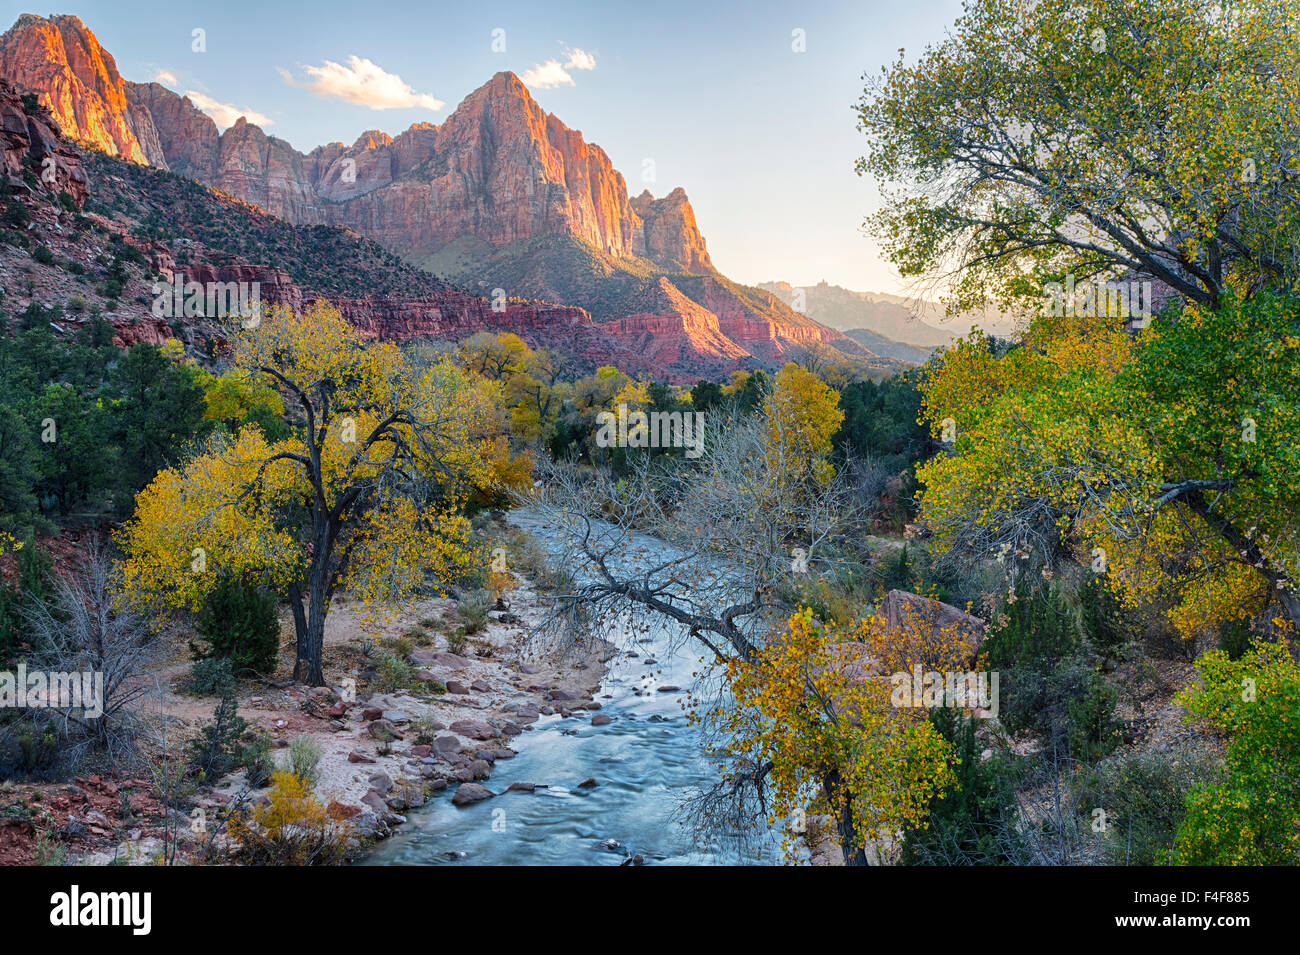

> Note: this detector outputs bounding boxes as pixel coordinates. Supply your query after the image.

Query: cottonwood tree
[918,297,1300,637]
[120,303,514,685]
[861,0,1300,636]
[857,0,1300,310]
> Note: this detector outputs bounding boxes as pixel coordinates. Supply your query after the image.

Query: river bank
[22,547,610,865]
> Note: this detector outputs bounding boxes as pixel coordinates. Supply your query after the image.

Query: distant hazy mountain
[759,280,1018,350]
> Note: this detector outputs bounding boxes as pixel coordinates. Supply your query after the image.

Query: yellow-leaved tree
[119,302,517,684]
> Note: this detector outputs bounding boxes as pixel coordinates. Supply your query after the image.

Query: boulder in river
[452,783,495,806]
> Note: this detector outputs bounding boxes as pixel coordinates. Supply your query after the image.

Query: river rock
[433,736,461,755]
[452,783,494,806]
[592,714,613,726]
[450,719,497,740]
[368,719,402,742]
[433,652,472,669]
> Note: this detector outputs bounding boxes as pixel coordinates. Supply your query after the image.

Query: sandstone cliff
[0,13,878,378]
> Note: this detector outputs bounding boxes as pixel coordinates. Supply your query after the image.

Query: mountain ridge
[0,13,886,376]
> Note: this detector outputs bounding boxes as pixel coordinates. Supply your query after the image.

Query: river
[362,509,786,865]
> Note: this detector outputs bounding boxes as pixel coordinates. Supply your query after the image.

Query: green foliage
[241,731,275,788]
[690,380,723,411]
[0,538,51,664]
[186,693,248,783]
[1081,574,1137,664]
[190,575,280,674]
[835,371,930,467]
[983,583,1120,759]
[0,328,212,535]
[1173,641,1300,865]
[1084,750,1216,865]
[286,734,323,788]
[457,589,492,635]
[902,707,1024,864]
[1217,618,1255,661]
[981,581,1081,671]
[184,657,236,697]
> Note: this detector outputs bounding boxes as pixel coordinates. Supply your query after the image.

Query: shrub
[32,245,54,265]
[1081,575,1137,665]
[457,589,492,635]
[286,735,323,788]
[1084,750,1217,865]
[187,693,247,783]
[242,732,275,788]
[445,630,469,655]
[184,657,235,697]
[1216,618,1255,661]
[375,651,414,692]
[902,707,1026,865]
[190,575,280,674]
[981,581,1081,671]
[228,771,348,865]
[1173,641,1300,865]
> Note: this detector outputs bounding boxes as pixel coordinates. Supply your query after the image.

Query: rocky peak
[631,186,713,272]
[0,13,165,167]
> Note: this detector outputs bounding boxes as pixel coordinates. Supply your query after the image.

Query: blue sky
[3,0,965,294]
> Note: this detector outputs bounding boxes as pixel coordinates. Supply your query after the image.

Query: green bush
[286,735,323,788]
[1084,750,1216,865]
[187,693,247,783]
[902,707,1025,865]
[456,590,492,635]
[1173,642,1300,865]
[981,581,1081,671]
[984,583,1119,760]
[185,657,236,697]
[190,575,280,674]
[1081,575,1137,665]
[242,732,275,788]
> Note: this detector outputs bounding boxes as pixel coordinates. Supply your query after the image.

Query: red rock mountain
[0,13,876,376]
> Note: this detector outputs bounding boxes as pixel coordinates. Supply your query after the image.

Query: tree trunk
[288,581,310,683]
[300,518,335,687]
[823,768,869,866]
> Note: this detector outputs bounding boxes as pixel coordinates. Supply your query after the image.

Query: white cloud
[152,69,178,86]
[520,47,597,89]
[184,90,273,129]
[279,56,444,111]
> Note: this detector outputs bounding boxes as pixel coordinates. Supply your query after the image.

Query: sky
[1,0,967,295]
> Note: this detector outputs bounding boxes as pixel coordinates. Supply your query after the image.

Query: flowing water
[363,510,784,866]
